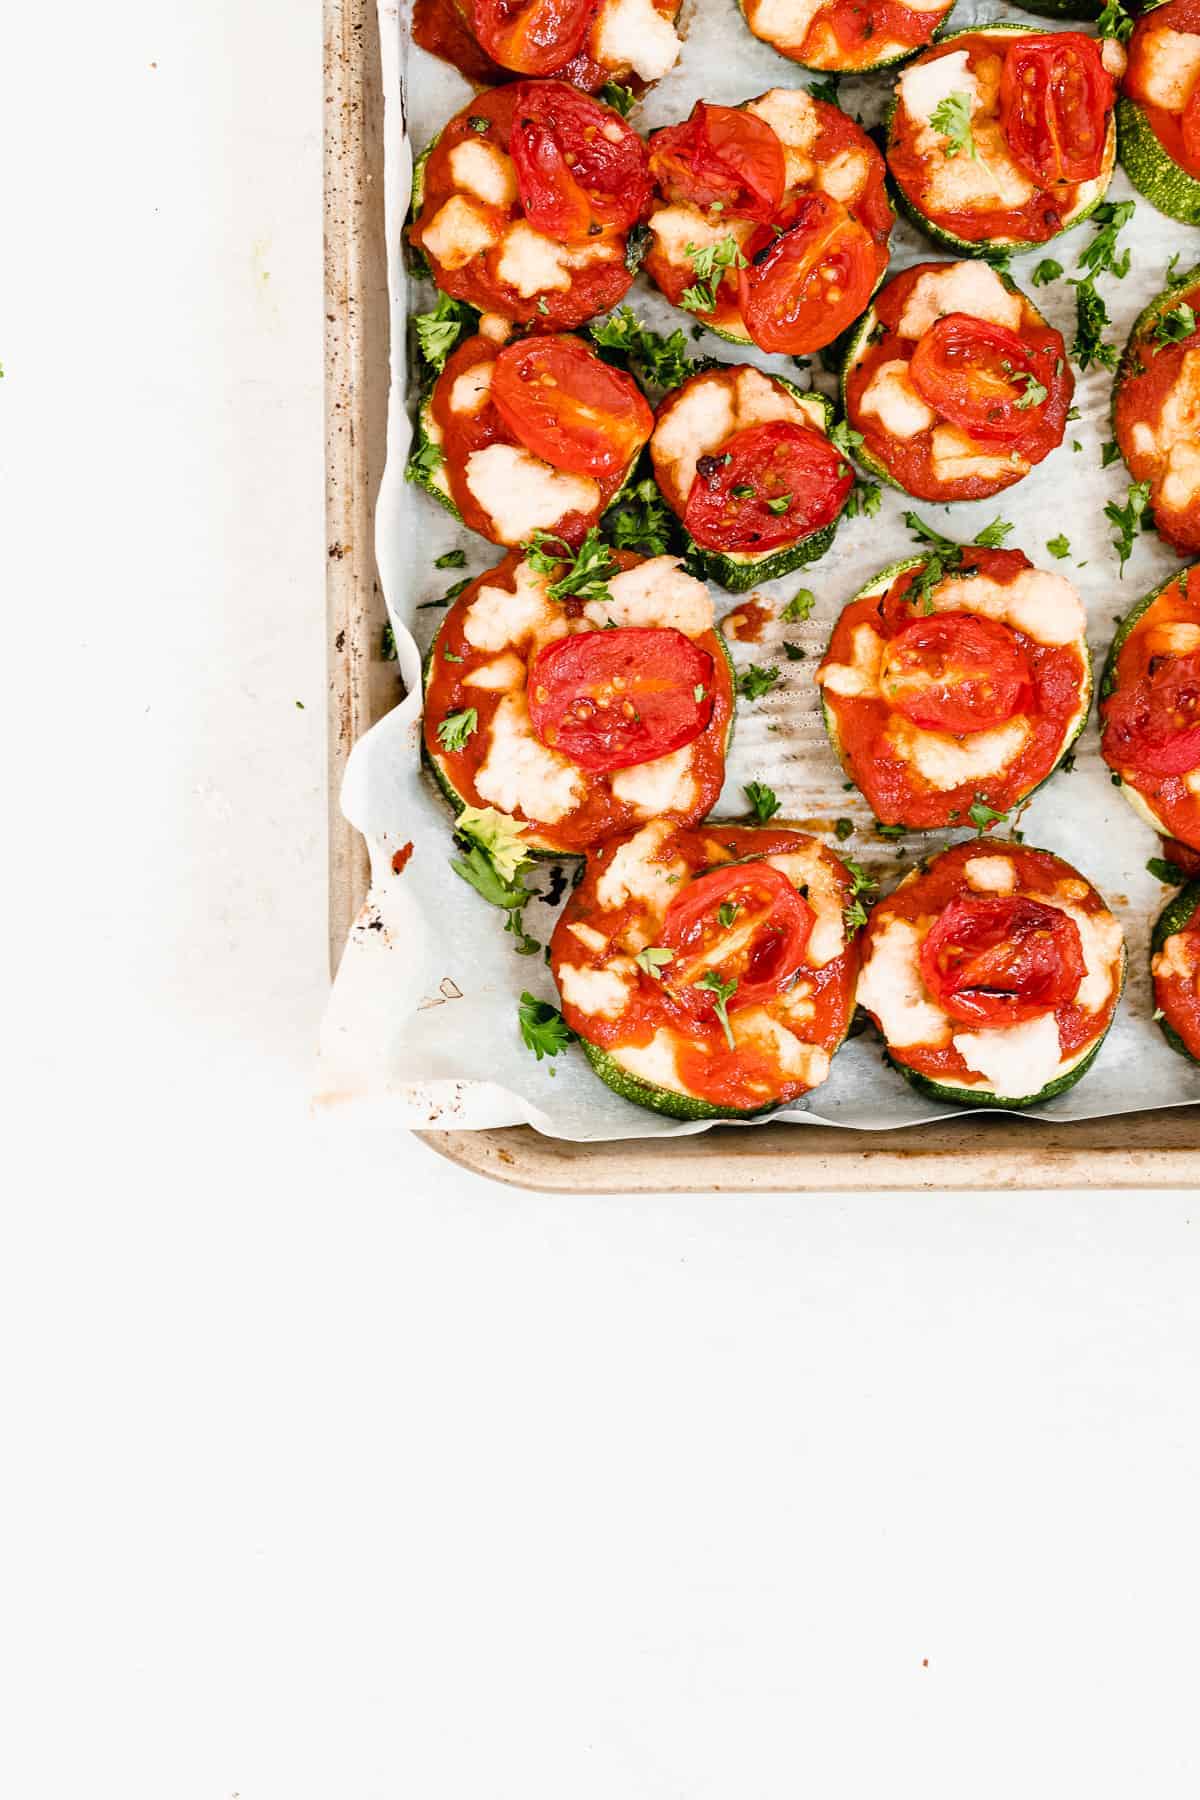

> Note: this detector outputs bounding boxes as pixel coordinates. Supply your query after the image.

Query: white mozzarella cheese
[857,914,953,1049]
[647,204,755,269]
[923,121,1035,214]
[1153,346,1200,443]
[1153,931,1197,983]
[817,148,869,207]
[1131,421,1157,458]
[899,50,978,126]
[1047,900,1124,1014]
[464,560,559,653]
[886,715,1031,790]
[858,359,936,439]
[765,847,847,967]
[464,444,600,545]
[557,960,635,1020]
[1147,622,1200,657]
[449,360,494,414]
[1161,441,1200,511]
[964,855,1017,895]
[474,692,585,822]
[652,377,737,497]
[595,820,688,911]
[592,0,681,81]
[744,85,820,151]
[816,623,885,699]
[447,139,518,208]
[568,922,610,955]
[1131,26,1200,112]
[610,1028,687,1094]
[734,365,812,430]
[897,261,1023,340]
[952,1012,1063,1098]
[421,196,501,270]
[744,0,824,52]
[930,426,1029,484]
[495,222,616,297]
[609,745,699,817]
[731,1005,830,1087]
[932,567,1086,648]
[777,980,815,1025]
[585,557,714,636]
[462,653,525,690]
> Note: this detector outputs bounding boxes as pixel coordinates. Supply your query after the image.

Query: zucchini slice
[1099,566,1200,845]
[1116,95,1200,226]
[1150,880,1200,1064]
[733,0,950,77]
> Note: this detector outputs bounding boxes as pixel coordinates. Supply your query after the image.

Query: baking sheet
[316,0,1200,1138]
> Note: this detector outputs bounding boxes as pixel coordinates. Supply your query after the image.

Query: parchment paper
[316,0,1200,1137]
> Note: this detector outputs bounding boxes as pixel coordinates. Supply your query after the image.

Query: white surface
[1,3,1198,1798]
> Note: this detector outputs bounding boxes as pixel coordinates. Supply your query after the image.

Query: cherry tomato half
[739,192,878,356]
[1102,648,1200,778]
[878,612,1033,735]
[648,103,786,223]
[526,626,714,771]
[683,420,852,552]
[470,0,594,74]
[509,81,652,242]
[908,314,1048,443]
[919,894,1086,1028]
[998,32,1113,187]
[660,861,814,1020]
[491,336,653,479]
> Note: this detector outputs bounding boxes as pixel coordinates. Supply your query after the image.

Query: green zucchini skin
[1111,266,1200,483]
[1117,53,1200,226]
[1015,0,1101,15]
[581,1040,780,1120]
[890,1023,1116,1110]
[1151,880,1200,1064]
[884,26,1117,258]
[1098,566,1199,838]
[732,0,946,74]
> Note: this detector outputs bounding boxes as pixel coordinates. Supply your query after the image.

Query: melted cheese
[595,820,687,911]
[1146,622,1200,658]
[744,0,824,53]
[931,566,1086,649]
[495,222,616,297]
[817,148,869,207]
[1154,930,1198,983]
[858,360,936,439]
[585,557,714,636]
[816,623,885,698]
[609,745,699,817]
[421,196,501,271]
[964,855,1017,895]
[652,366,817,498]
[886,715,1032,790]
[557,960,635,1020]
[766,847,847,967]
[952,1012,1063,1099]
[464,444,600,545]
[923,120,1035,215]
[744,86,820,152]
[1131,26,1200,113]
[731,1006,830,1088]
[1161,441,1200,511]
[592,0,682,81]
[611,1029,686,1094]
[568,922,610,955]
[474,692,585,822]
[447,139,517,209]
[857,913,952,1049]
[464,560,560,653]
[896,262,1023,340]
[449,360,493,414]
[898,49,978,128]
[462,653,525,690]
[648,204,755,269]
[930,426,1029,484]
[1050,899,1124,1014]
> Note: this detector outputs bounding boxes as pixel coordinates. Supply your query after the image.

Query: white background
[2,3,1197,1796]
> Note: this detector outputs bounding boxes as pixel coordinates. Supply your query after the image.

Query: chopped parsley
[808,75,841,106]
[735,664,782,701]
[842,859,877,937]
[524,527,618,603]
[590,306,691,390]
[845,478,882,518]
[968,798,1008,833]
[634,945,675,979]
[929,92,976,159]
[1106,479,1153,574]
[834,818,854,841]
[407,436,446,481]
[765,493,792,515]
[1154,302,1197,347]
[623,222,652,276]
[1012,370,1048,410]
[697,970,738,1049]
[745,780,781,823]
[1077,200,1136,281]
[829,418,865,459]
[467,115,490,133]
[1046,533,1071,559]
[598,79,636,117]
[1101,439,1122,468]
[435,548,466,569]
[679,235,747,314]
[417,576,470,609]
[603,477,675,555]
[781,588,815,623]
[518,992,574,1061]
[973,517,1014,548]
[436,708,478,751]
[1097,0,1135,42]
[717,902,739,928]
[782,642,806,661]
[413,292,471,373]
[1031,259,1063,288]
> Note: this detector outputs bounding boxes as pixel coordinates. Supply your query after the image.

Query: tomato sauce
[430,334,645,544]
[410,86,639,328]
[643,96,892,347]
[864,841,1121,1086]
[721,597,772,642]
[412,0,680,91]
[1153,892,1200,1058]
[1101,571,1200,850]
[845,262,1072,502]
[550,823,859,1109]
[1113,279,1200,554]
[1125,0,1200,179]
[424,550,734,853]
[755,0,952,72]
[888,33,1115,245]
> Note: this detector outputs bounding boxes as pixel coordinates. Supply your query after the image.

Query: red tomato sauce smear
[1124,0,1200,180]
[413,0,680,92]
[410,84,647,327]
[751,0,953,72]
[425,550,734,853]
[819,547,1087,829]
[430,333,651,544]
[888,32,1114,245]
[845,262,1072,502]
[1153,893,1200,1059]
[863,842,1120,1087]
[1113,280,1200,555]
[551,823,859,1110]
[1101,571,1200,850]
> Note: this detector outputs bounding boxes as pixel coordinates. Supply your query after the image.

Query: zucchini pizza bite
[409,84,651,330]
[1150,880,1200,1063]
[1113,265,1200,555]
[410,329,653,547]
[1100,568,1200,852]
[424,548,734,854]
[643,88,893,355]
[816,546,1091,830]
[549,820,860,1117]
[648,365,852,591]
[857,841,1125,1108]
[1119,0,1200,226]
[738,0,953,76]
[887,26,1118,255]
[412,0,682,93]
[841,260,1072,501]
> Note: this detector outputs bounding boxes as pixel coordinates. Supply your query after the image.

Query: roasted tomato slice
[878,613,1033,735]
[919,895,1086,1028]
[659,862,814,1021]
[908,314,1048,443]
[739,193,878,356]
[998,33,1113,186]
[491,336,653,478]
[526,626,714,771]
[1102,648,1200,778]
[509,81,652,242]
[648,103,786,223]
[469,0,594,74]
[683,420,852,552]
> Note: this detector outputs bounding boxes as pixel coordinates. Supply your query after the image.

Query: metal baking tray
[322,0,1198,1189]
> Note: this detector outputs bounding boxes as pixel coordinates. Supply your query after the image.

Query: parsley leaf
[437,708,478,751]
[834,818,854,841]
[808,76,841,106]
[518,992,574,1061]
[590,306,691,390]
[745,780,781,823]
[904,512,958,557]
[696,970,738,1049]
[603,477,675,555]
[598,79,636,117]
[841,858,877,937]
[623,222,652,276]
[1154,302,1197,346]
[1097,0,1135,42]
[929,92,976,159]
[1105,479,1153,574]
[735,664,781,701]
[968,798,1008,833]
[634,945,675,979]
[435,548,466,569]
[973,517,1014,548]
[679,235,747,314]
[1070,276,1119,372]
[717,902,739,928]
[1101,439,1122,468]
[454,804,530,882]
[1147,856,1189,885]
[765,493,792,515]
[1046,533,1071,559]
[782,641,806,661]
[845,478,882,518]
[1077,200,1135,281]
[413,292,472,374]
[1012,370,1048,410]
[1031,258,1063,288]
[524,527,618,604]
[829,418,865,459]
[781,588,815,623]
[407,436,446,481]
